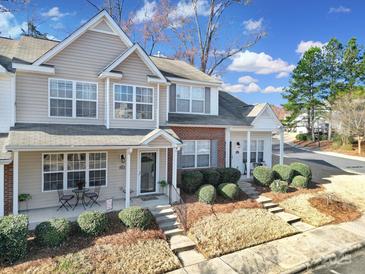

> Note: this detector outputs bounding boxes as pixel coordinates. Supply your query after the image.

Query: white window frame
[113,83,154,120]
[41,152,108,192]
[243,139,265,163]
[48,78,98,119]
[176,85,205,114]
[181,140,210,169]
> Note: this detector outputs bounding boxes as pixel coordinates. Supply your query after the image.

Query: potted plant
[158,180,168,193]
[77,180,85,190]
[18,193,32,211]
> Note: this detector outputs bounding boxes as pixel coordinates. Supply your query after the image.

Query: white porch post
[279,127,284,165]
[13,152,18,215]
[0,164,4,216]
[105,77,110,129]
[225,128,231,167]
[156,83,160,128]
[172,146,178,189]
[246,131,251,179]
[125,148,132,208]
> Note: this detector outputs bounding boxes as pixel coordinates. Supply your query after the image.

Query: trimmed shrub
[77,211,107,236]
[290,162,312,183]
[181,170,204,194]
[217,168,241,184]
[35,218,71,247]
[201,168,221,187]
[197,184,216,204]
[270,180,288,193]
[295,133,308,141]
[292,175,309,188]
[253,166,274,186]
[0,214,28,264]
[217,183,240,200]
[118,206,154,230]
[272,164,294,183]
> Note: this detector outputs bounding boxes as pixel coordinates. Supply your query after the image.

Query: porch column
[246,131,251,179]
[125,148,132,208]
[172,146,178,189]
[0,164,4,216]
[225,128,231,167]
[279,127,284,165]
[105,77,110,129]
[13,152,18,215]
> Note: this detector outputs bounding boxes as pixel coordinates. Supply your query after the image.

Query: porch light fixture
[120,154,126,164]
[236,142,240,148]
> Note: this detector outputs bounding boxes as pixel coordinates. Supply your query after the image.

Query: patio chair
[57,190,74,211]
[85,186,101,207]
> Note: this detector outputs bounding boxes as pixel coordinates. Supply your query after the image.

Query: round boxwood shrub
[77,211,107,236]
[35,218,71,247]
[197,184,216,204]
[270,180,288,193]
[290,162,312,182]
[272,164,294,183]
[118,206,154,230]
[218,183,240,200]
[253,166,274,186]
[292,175,309,188]
[201,168,221,187]
[217,168,241,184]
[181,170,204,194]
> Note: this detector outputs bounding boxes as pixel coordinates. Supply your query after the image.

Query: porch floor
[21,195,169,230]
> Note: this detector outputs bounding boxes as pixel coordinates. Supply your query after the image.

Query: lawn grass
[187,208,297,258]
[0,212,181,274]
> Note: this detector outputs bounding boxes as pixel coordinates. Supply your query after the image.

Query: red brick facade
[4,162,13,215]
[168,127,226,183]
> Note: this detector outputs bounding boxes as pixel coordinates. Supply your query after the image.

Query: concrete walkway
[168,215,365,274]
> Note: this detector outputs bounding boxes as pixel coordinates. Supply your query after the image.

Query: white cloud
[0,7,27,38]
[238,75,258,84]
[52,22,64,30]
[228,50,295,78]
[329,6,351,14]
[296,40,326,55]
[170,0,210,20]
[41,7,75,21]
[133,0,158,24]
[223,82,284,94]
[262,86,284,93]
[243,18,263,32]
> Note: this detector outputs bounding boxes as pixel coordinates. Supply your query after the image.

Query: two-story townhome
[0,10,284,225]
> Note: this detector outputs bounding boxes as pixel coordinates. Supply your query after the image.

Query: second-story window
[176,85,205,114]
[49,79,97,118]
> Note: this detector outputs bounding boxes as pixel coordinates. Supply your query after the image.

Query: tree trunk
[311,107,315,141]
[358,136,362,155]
[328,109,332,141]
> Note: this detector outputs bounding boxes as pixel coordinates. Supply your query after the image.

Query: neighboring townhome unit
[0,10,284,227]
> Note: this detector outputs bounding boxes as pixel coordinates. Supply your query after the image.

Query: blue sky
[0,0,363,106]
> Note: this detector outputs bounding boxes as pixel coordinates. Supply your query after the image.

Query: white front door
[231,139,244,173]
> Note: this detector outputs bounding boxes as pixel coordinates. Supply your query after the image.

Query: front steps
[150,204,206,267]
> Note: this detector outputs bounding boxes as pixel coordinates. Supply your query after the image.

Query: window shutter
[177,148,182,169]
[205,87,211,114]
[169,84,176,112]
[210,140,218,167]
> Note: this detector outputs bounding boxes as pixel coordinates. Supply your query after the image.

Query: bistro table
[72,188,89,210]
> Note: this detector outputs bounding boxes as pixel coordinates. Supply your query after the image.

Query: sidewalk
[168,216,365,274]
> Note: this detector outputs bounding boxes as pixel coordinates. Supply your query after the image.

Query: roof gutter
[166,77,222,87]
[12,63,55,75]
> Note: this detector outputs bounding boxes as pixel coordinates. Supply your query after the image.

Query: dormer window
[176,85,205,114]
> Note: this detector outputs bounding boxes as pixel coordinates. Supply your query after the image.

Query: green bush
[290,162,312,183]
[0,214,28,264]
[296,133,308,141]
[181,170,204,194]
[292,175,309,188]
[197,184,216,204]
[341,144,353,151]
[217,183,240,200]
[217,168,241,184]
[35,218,71,247]
[118,206,154,230]
[77,211,107,236]
[270,180,288,193]
[272,164,294,183]
[201,168,221,187]
[253,166,274,186]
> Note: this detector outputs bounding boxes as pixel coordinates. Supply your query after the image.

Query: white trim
[246,131,251,179]
[167,76,222,87]
[180,140,210,169]
[147,76,167,84]
[279,128,284,165]
[172,147,178,191]
[105,77,110,128]
[125,148,132,208]
[175,84,206,114]
[156,84,160,128]
[12,63,55,74]
[34,10,133,66]
[90,19,118,36]
[7,145,177,152]
[10,74,16,127]
[0,64,6,73]
[99,72,123,79]
[0,164,4,216]
[225,128,231,167]
[141,129,182,145]
[101,44,167,82]
[166,84,170,116]
[137,149,160,195]
[13,151,18,215]
[251,103,282,127]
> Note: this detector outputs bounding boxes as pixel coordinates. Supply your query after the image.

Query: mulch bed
[309,195,362,224]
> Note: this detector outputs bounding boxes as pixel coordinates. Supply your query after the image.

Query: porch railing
[168,183,187,231]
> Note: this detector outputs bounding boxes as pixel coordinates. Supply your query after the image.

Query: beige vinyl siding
[159,85,167,125]
[148,136,171,147]
[92,20,114,33]
[16,30,128,125]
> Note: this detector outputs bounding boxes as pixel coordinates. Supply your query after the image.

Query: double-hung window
[49,79,97,118]
[241,139,265,163]
[114,84,153,120]
[181,140,210,168]
[176,85,205,113]
[42,152,107,192]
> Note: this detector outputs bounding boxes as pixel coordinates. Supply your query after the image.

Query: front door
[140,152,157,194]
[231,139,244,173]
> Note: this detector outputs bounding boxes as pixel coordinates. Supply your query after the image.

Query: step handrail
[168,183,187,231]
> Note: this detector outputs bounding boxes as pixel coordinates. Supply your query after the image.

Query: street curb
[281,240,365,274]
